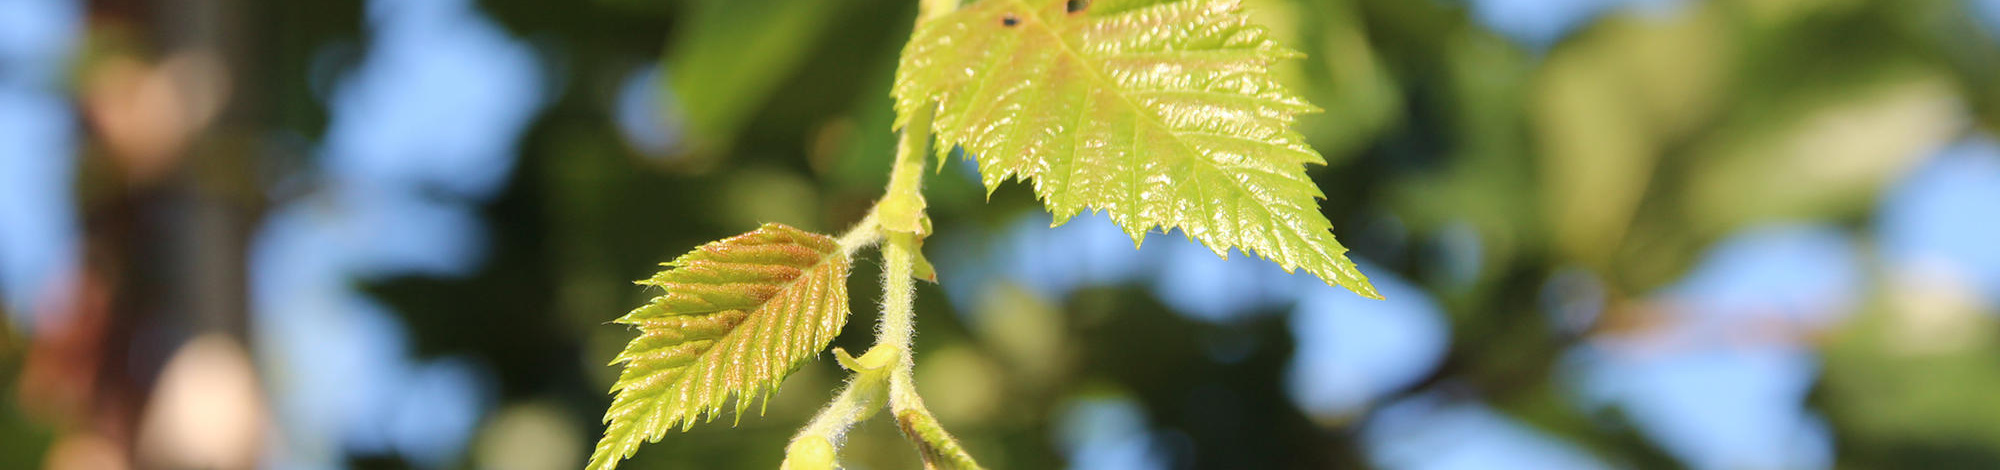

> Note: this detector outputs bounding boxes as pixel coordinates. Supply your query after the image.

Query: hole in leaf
[1067,0,1088,13]
[1002,14,1019,27]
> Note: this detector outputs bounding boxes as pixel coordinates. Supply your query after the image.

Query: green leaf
[589,223,854,470]
[893,0,1380,298]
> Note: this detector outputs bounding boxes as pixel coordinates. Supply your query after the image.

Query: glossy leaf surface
[894,0,1379,298]
[589,224,854,470]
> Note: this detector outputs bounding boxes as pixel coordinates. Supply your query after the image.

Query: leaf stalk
[785,1,981,467]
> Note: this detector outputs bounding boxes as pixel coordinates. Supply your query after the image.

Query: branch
[786,0,982,467]
[782,346,898,470]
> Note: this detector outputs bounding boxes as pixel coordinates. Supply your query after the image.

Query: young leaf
[893,0,1381,298]
[590,223,854,470]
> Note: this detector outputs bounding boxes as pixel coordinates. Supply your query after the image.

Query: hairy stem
[784,371,885,469]
[787,0,980,468]
[877,106,931,351]
[783,213,889,469]
[878,103,981,468]
[782,346,897,470]
[835,210,883,256]
[881,233,981,469]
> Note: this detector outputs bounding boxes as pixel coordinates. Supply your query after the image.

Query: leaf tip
[1324,271,1383,300]
[597,224,855,466]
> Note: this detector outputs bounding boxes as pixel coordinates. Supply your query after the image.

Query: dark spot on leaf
[1002,14,1018,27]
[1067,0,1088,13]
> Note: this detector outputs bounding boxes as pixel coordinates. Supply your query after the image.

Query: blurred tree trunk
[69,0,263,465]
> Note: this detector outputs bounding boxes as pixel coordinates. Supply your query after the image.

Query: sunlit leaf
[589,224,853,470]
[893,0,1379,298]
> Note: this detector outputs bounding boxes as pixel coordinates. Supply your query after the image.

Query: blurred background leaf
[3,0,2000,469]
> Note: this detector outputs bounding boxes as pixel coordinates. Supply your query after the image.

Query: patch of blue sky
[615,64,683,157]
[389,358,494,468]
[933,212,1156,316]
[0,0,81,326]
[1569,225,1855,470]
[250,0,544,467]
[1660,225,1863,328]
[940,211,1464,466]
[1465,0,1684,48]
[251,201,499,470]
[1055,396,1170,470]
[329,186,490,279]
[1008,213,1158,300]
[0,87,79,323]
[947,210,1350,323]
[1571,345,1831,470]
[1973,0,2000,38]
[248,204,350,311]
[321,0,544,200]
[1287,263,1450,418]
[1150,236,1309,323]
[249,204,412,456]
[1877,136,2000,303]
[246,190,489,284]
[0,0,80,324]
[942,211,1452,413]
[1365,394,1612,470]
[0,0,80,87]
[930,229,1002,319]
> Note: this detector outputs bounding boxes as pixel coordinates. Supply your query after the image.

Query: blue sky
[1878,138,2000,301]
[956,138,2000,469]
[0,0,81,325]
[1466,0,1684,48]
[1569,226,1854,469]
[249,0,541,467]
[1366,394,1612,470]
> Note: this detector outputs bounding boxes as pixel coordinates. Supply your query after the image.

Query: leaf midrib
[1003,0,1210,236]
[1004,0,1305,255]
[673,250,839,389]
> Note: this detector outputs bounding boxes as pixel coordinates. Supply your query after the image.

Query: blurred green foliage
[8,0,1999,468]
[453,0,2000,467]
